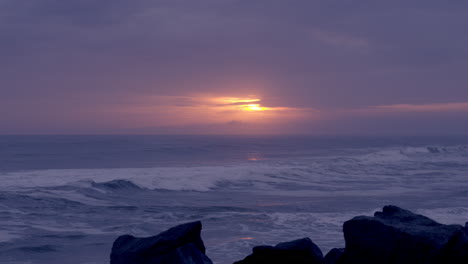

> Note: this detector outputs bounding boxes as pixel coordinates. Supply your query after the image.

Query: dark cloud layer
[1,0,467,134]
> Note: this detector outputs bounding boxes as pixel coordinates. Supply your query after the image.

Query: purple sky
[1,0,468,135]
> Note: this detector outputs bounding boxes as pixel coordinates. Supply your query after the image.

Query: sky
[1,0,468,135]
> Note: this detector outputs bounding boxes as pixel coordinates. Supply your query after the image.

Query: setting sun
[213,97,270,112]
[118,94,314,134]
[244,104,266,111]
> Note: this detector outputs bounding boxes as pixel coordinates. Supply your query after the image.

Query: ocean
[1,135,468,264]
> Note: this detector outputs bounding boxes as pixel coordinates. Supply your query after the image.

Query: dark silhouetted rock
[110,221,213,264]
[324,248,344,264]
[233,237,324,264]
[340,205,468,264]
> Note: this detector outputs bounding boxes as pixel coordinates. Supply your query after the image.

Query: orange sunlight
[112,94,318,134]
[214,97,271,112]
[244,104,267,111]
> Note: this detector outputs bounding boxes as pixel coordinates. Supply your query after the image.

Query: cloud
[373,102,468,112]
[1,1,468,134]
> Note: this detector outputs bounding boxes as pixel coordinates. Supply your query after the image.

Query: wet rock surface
[233,237,324,264]
[109,206,468,264]
[339,205,468,264]
[110,221,212,264]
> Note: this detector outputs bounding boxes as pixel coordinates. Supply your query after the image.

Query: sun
[214,97,270,112]
[244,104,266,111]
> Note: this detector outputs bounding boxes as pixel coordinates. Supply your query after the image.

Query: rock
[233,237,324,264]
[340,205,468,264]
[110,221,213,264]
[324,248,344,264]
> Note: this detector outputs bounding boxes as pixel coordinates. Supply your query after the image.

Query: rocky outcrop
[109,206,468,264]
[339,205,468,264]
[233,237,324,264]
[110,221,213,264]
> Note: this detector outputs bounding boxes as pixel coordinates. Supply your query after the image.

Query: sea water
[0,135,467,263]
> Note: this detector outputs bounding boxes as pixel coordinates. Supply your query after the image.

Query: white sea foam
[1,149,468,196]
[0,165,302,191]
[357,148,423,164]
[2,163,351,192]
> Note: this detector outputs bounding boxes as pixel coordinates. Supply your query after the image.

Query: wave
[90,179,143,191]
[1,144,467,193]
[0,164,387,194]
[0,165,303,192]
[357,145,468,164]
[425,145,468,153]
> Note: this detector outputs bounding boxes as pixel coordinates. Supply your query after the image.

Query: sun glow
[220,97,260,104]
[214,97,270,112]
[244,104,266,111]
[123,94,315,134]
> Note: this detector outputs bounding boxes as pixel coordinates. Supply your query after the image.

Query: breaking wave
[1,144,467,194]
[357,145,468,164]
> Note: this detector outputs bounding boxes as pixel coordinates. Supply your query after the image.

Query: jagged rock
[110,221,213,264]
[233,237,324,264]
[340,205,468,264]
[324,248,344,264]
